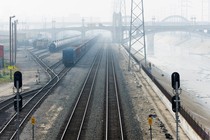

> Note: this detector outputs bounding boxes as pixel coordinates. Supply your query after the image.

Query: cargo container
[0,45,4,58]
[0,45,4,69]
[0,58,3,69]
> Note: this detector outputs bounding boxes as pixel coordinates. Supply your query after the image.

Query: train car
[62,35,100,67]
[49,35,81,52]
[33,38,49,49]
[62,44,87,67]
[63,48,74,65]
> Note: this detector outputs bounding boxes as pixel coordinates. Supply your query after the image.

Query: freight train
[49,35,81,52]
[62,36,99,67]
[33,38,49,49]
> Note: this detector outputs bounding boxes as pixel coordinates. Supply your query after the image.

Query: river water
[136,32,210,132]
[147,32,210,110]
[125,32,210,131]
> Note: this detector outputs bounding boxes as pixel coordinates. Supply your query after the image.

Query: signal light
[14,71,22,88]
[171,72,180,89]
[172,95,180,112]
[14,94,23,112]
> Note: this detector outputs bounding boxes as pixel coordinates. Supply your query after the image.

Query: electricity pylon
[113,0,147,70]
[113,0,127,43]
[128,0,147,71]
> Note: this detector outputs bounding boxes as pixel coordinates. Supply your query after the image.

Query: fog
[1,0,210,133]
[1,0,210,23]
[0,0,113,22]
[144,0,210,21]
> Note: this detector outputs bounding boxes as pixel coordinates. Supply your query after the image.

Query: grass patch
[0,71,12,84]
[0,61,18,84]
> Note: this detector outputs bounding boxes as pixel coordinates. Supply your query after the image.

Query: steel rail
[10,68,70,140]
[0,50,67,139]
[0,49,62,113]
[105,47,124,140]
[60,48,103,140]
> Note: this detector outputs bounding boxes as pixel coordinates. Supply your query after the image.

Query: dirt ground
[0,47,48,100]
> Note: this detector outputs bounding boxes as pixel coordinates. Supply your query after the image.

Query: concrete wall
[140,69,202,140]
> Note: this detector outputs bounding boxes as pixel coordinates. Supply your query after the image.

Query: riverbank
[147,32,210,132]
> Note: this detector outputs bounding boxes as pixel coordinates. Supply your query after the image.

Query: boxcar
[62,35,100,67]
[63,48,75,66]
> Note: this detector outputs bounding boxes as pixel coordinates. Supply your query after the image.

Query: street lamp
[14,20,18,64]
[9,15,15,80]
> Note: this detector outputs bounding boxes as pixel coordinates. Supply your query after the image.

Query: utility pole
[14,20,18,64]
[52,20,56,40]
[202,0,204,21]
[11,22,14,65]
[208,0,210,21]
[82,18,85,42]
[9,15,15,80]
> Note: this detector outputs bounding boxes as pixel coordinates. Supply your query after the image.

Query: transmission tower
[181,0,191,19]
[128,0,147,71]
[209,0,210,21]
[113,0,127,43]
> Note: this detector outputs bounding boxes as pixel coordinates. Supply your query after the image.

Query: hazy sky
[0,0,113,22]
[0,0,209,23]
[143,0,210,21]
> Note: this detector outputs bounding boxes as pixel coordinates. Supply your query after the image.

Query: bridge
[1,15,210,46]
[22,15,210,37]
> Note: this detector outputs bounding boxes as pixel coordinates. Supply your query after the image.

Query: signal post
[14,71,23,140]
[31,116,36,140]
[148,115,153,140]
[171,72,181,140]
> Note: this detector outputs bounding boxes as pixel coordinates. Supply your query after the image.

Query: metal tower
[128,0,147,71]
[209,0,210,21]
[180,0,191,19]
[115,0,129,40]
[113,0,127,43]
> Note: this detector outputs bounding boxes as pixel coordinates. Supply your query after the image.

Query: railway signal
[171,95,180,112]
[171,72,181,140]
[171,72,180,89]
[14,94,23,112]
[14,71,22,88]
[13,71,23,112]
[13,71,22,140]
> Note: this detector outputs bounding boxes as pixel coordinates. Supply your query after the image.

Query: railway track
[0,49,62,115]
[32,49,49,56]
[104,47,124,140]
[28,50,56,80]
[0,50,70,140]
[58,46,125,140]
[58,48,103,140]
